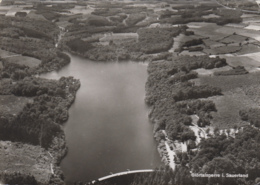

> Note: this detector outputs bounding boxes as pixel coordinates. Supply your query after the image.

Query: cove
[40,54,161,183]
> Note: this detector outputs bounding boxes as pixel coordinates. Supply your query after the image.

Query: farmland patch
[204,46,241,55]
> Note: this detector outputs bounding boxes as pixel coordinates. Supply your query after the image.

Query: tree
[226,129,230,136]
[214,127,220,136]
[206,128,210,135]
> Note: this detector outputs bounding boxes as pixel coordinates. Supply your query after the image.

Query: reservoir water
[40,54,161,183]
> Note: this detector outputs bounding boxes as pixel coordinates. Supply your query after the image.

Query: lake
[40,54,161,183]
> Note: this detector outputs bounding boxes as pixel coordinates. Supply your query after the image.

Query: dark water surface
[40,54,161,183]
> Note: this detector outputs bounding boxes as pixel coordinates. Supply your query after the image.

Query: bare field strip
[193,66,233,76]
[180,50,205,56]
[99,33,138,42]
[69,6,94,15]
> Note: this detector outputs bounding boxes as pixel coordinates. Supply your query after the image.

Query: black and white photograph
[0,0,260,184]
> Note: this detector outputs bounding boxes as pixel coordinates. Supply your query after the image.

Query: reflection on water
[40,54,161,183]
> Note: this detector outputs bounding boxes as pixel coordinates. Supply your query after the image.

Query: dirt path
[1,54,22,59]
[162,130,176,170]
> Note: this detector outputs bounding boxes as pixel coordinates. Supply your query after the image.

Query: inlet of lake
[40,54,161,183]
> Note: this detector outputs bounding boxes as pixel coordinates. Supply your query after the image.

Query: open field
[69,6,95,15]
[188,22,260,44]
[185,19,260,74]
[203,39,225,48]
[193,66,233,76]
[241,51,260,62]
[199,72,260,92]
[0,141,53,184]
[205,90,256,129]
[3,56,41,68]
[197,72,260,128]
[187,22,228,41]
[0,5,31,16]
[0,95,32,117]
[204,45,241,55]
[0,49,16,58]
[219,55,260,72]
[217,26,260,41]
[99,33,138,42]
[26,11,48,20]
[237,44,260,54]
[179,50,205,56]
[220,34,248,44]
[244,23,260,31]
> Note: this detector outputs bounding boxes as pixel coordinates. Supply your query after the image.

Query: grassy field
[237,44,260,55]
[3,56,41,68]
[217,26,260,41]
[206,90,256,129]
[199,72,260,91]
[125,13,146,26]
[56,20,73,28]
[193,66,232,76]
[26,11,48,21]
[203,39,225,49]
[180,50,205,56]
[204,45,241,55]
[184,21,260,70]
[99,33,138,42]
[0,141,52,184]
[0,95,32,117]
[197,72,260,128]
[219,55,260,72]
[0,49,16,58]
[187,22,228,41]
[202,14,220,19]
[68,5,94,15]
[219,34,248,44]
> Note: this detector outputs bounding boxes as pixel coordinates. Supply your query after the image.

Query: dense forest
[146,55,226,141]
[143,54,260,185]
[130,125,260,185]
[60,1,243,62]
[0,172,37,185]
[0,9,80,184]
[0,16,70,74]
[65,26,182,61]
[0,76,80,148]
